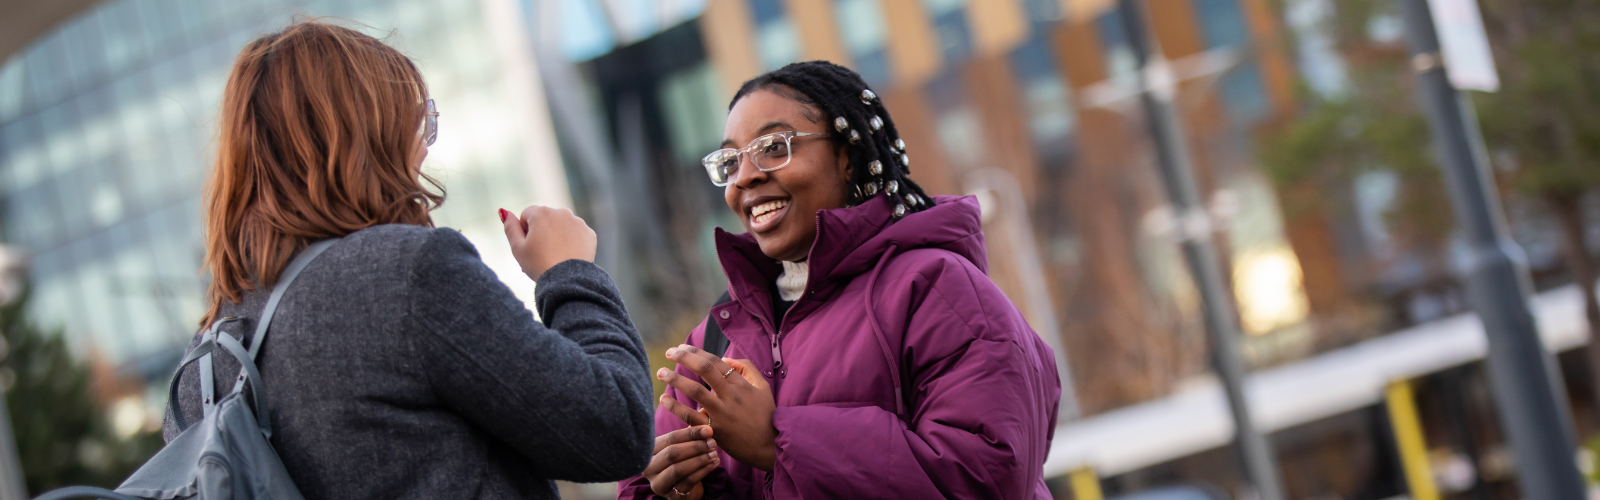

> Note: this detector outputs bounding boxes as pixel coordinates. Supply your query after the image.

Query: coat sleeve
[617,322,748,500]
[407,229,655,482]
[768,284,1055,500]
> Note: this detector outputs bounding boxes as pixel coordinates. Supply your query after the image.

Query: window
[748,0,800,70]
[0,61,25,121]
[1218,61,1270,126]
[559,0,617,61]
[927,72,983,169]
[835,0,892,87]
[922,0,972,65]
[1095,10,1138,86]
[96,4,150,79]
[756,18,802,71]
[1284,0,1348,98]
[1009,37,1075,147]
[1192,0,1249,49]
[659,63,727,166]
[0,118,45,196]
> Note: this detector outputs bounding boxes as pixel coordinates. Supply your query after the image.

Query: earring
[860,89,877,105]
[834,117,848,132]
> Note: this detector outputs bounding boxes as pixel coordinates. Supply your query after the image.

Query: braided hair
[730,61,933,218]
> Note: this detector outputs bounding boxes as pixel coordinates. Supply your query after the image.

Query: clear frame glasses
[422,99,439,146]
[702,131,826,187]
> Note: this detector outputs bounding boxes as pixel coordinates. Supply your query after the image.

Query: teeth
[750,200,789,225]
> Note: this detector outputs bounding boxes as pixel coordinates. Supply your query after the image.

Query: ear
[834,145,852,180]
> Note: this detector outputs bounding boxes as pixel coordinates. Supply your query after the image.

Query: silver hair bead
[903,194,918,206]
[869,115,883,131]
[834,116,849,132]
[864,181,879,196]
[911,194,924,206]
[900,153,910,167]
[849,129,861,144]
[860,89,877,105]
[868,160,883,175]
[893,204,908,218]
[894,138,906,151]
[886,180,899,195]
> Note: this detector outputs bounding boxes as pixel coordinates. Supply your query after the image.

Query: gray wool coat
[163,224,655,499]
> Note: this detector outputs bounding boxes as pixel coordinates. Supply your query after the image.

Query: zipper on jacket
[770,329,784,370]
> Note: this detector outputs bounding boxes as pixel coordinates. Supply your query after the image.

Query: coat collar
[714,194,987,328]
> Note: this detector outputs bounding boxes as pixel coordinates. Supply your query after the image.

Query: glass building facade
[0,0,571,373]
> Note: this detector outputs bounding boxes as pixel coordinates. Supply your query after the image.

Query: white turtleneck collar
[776,260,808,301]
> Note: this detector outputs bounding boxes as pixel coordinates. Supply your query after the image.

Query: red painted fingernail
[498,208,510,223]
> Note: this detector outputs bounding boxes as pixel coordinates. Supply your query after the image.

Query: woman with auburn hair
[165,20,654,499]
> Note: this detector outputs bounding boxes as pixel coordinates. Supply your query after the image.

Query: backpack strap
[197,345,215,419]
[166,318,242,431]
[32,485,145,500]
[168,238,340,433]
[245,238,339,360]
[701,291,732,358]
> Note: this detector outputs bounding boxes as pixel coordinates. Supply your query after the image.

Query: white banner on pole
[1426,0,1500,92]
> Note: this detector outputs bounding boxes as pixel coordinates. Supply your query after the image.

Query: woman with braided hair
[618,61,1060,500]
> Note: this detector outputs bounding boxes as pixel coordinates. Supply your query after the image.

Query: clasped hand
[656,344,778,472]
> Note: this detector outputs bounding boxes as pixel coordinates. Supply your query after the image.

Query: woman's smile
[747,197,791,232]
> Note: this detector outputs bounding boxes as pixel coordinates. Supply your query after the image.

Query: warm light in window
[1233,245,1310,335]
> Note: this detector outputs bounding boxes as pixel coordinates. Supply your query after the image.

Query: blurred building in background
[548,0,1600,498]
[3,0,1599,498]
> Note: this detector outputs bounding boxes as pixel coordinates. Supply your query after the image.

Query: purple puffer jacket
[618,195,1060,499]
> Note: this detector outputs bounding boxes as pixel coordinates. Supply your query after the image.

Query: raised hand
[499,205,597,280]
[657,345,777,471]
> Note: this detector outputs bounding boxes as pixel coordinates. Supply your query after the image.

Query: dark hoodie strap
[702,292,733,358]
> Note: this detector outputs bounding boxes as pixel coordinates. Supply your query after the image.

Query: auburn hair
[201,20,443,326]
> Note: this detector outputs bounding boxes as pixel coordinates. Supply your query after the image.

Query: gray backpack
[35,239,339,500]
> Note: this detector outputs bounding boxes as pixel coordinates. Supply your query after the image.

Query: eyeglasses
[422,99,439,146]
[702,131,826,187]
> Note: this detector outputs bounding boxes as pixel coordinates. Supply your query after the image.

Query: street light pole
[1115,1,1286,499]
[1397,1,1587,499]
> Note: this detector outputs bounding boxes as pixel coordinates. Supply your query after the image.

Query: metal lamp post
[1398,0,1587,498]
[1115,1,1287,499]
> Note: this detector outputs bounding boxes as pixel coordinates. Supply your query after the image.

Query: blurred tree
[0,290,162,495]
[1263,0,1600,405]
[1475,0,1600,373]
[1258,0,1455,338]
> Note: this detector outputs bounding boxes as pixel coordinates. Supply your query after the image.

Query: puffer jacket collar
[713,194,987,331]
